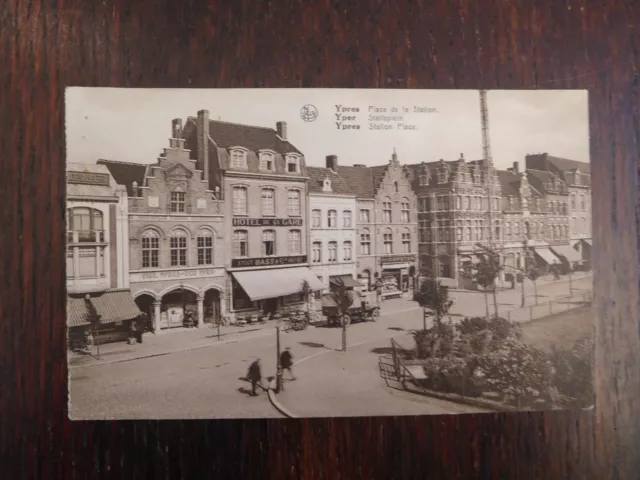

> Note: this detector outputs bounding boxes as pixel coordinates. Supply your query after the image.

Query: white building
[307,156,360,300]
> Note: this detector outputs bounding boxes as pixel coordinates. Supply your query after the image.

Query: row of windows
[230,149,301,173]
[358,229,411,255]
[311,241,353,263]
[311,209,353,228]
[140,229,214,268]
[570,193,588,211]
[418,196,501,213]
[232,187,301,216]
[419,169,488,186]
[232,229,302,258]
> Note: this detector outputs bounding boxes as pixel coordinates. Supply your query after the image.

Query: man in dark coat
[247,359,263,396]
[280,348,296,380]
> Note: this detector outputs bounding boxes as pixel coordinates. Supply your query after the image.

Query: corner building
[182,111,322,320]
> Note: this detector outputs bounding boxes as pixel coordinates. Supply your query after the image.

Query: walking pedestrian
[280,347,296,380]
[247,358,264,396]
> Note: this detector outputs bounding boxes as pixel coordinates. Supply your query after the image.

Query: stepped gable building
[405,154,502,288]
[181,110,323,320]
[66,163,141,346]
[307,157,359,297]
[337,151,418,297]
[525,153,592,265]
[99,120,226,333]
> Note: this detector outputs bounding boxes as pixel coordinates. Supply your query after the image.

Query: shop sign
[232,217,303,227]
[231,255,308,268]
[380,255,415,265]
[68,171,110,186]
[130,267,224,283]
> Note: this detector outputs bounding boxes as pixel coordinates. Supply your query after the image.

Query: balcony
[67,230,106,244]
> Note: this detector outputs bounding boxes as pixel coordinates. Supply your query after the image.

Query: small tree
[472,250,503,318]
[413,277,454,329]
[526,266,541,305]
[331,279,354,351]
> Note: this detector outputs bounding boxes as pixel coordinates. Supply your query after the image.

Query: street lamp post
[521,238,529,308]
[275,321,283,393]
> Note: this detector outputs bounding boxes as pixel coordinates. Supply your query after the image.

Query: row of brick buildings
[66,111,591,340]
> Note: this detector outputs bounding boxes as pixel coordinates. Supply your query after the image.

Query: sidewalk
[68,322,276,368]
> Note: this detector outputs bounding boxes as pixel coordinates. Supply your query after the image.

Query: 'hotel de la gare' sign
[232,218,303,227]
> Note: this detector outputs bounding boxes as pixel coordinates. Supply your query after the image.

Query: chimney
[459,153,465,161]
[197,109,210,186]
[353,164,367,168]
[512,161,519,174]
[276,121,287,140]
[326,155,338,171]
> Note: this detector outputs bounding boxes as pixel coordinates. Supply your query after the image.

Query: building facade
[338,152,419,298]
[307,157,359,295]
[182,110,323,320]
[66,163,141,345]
[99,120,226,333]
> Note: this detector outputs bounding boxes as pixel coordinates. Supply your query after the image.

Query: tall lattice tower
[480,89,494,245]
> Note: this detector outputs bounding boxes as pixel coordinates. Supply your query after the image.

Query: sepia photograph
[66,88,593,419]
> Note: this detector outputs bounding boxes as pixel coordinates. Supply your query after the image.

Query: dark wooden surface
[1,1,639,478]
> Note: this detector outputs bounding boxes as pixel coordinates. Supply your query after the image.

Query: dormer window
[322,178,332,192]
[230,149,248,169]
[286,154,300,173]
[259,152,275,171]
[437,167,448,184]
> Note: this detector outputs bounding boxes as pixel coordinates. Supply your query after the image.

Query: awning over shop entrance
[329,275,363,289]
[582,238,592,247]
[67,298,92,327]
[534,248,561,265]
[550,245,582,263]
[232,267,325,302]
[89,290,142,324]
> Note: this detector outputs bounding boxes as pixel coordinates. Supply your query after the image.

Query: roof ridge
[98,159,149,166]
[208,118,276,132]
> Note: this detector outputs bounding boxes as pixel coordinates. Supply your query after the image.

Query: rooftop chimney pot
[326,155,338,171]
[276,121,287,140]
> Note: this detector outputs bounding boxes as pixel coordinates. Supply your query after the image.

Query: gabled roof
[544,155,590,176]
[97,159,148,196]
[498,170,521,197]
[307,167,354,195]
[335,165,376,198]
[186,117,303,156]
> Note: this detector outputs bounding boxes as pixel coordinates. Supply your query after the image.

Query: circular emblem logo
[300,104,318,122]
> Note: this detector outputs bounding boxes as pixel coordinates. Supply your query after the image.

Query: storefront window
[262,230,276,256]
[232,279,257,311]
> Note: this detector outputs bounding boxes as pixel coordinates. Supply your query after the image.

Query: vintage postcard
[66,88,593,419]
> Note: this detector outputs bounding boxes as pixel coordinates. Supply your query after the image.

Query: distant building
[307,156,360,298]
[66,163,141,346]
[338,151,419,298]
[181,111,323,320]
[99,120,226,333]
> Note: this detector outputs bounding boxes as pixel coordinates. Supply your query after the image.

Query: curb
[400,382,520,412]
[69,328,276,370]
[267,378,298,418]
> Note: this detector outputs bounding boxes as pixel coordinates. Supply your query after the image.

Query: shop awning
[320,294,337,308]
[582,238,592,247]
[67,298,92,327]
[233,267,325,302]
[534,248,561,265]
[330,275,363,288]
[89,290,142,324]
[550,245,582,263]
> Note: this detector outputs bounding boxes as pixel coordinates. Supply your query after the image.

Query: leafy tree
[413,277,454,328]
[472,249,503,318]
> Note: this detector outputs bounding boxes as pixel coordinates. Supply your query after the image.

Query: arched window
[170,229,188,266]
[402,229,411,253]
[401,199,410,222]
[233,230,248,257]
[288,229,301,254]
[197,228,214,265]
[382,197,392,222]
[141,229,160,268]
[262,230,276,256]
[68,207,104,242]
[383,229,393,254]
[360,228,371,255]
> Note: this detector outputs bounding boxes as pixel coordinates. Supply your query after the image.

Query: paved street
[69,272,592,419]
